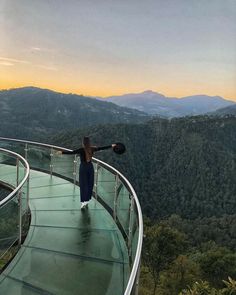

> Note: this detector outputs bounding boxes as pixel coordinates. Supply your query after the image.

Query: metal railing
[0,147,30,262]
[0,137,143,295]
[93,158,143,295]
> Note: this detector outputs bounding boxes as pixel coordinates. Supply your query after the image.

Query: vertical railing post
[24,143,28,160]
[23,144,30,212]
[94,163,99,201]
[26,174,30,211]
[113,174,119,222]
[50,148,53,176]
[73,155,77,185]
[16,158,19,186]
[16,157,22,246]
[18,189,22,246]
[128,195,134,258]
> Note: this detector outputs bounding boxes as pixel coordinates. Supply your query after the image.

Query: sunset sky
[0,0,236,100]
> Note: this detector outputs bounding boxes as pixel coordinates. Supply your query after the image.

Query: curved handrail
[0,137,143,295]
[0,136,71,152]
[93,158,143,295]
[0,148,30,207]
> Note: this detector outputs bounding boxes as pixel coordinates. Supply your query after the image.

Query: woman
[57,137,116,209]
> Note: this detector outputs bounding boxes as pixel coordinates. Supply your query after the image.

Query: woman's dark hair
[83,136,90,148]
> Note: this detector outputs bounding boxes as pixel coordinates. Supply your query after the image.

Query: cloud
[31,47,42,51]
[30,47,55,54]
[0,56,57,71]
[36,64,58,71]
[0,61,14,66]
[0,57,30,64]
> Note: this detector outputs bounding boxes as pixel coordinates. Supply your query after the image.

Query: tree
[221,277,236,294]
[179,277,236,295]
[158,255,201,295]
[142,224,186,295]
[196,246,236,288]
[179,280,219,295]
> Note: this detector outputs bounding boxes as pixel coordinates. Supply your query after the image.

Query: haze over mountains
[212,104,236,117]
[0,86,235,140]
[105,90,235,118]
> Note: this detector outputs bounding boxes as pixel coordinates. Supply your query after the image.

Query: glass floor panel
[25,226,128,263]
[0,169,130,295]
[31,209,118,230]
[29,183,80,198]
[0,164,17,186]
[29,176,69,188]
[3,246,128,295]
[30,196,81,211]
[0,276,45,295]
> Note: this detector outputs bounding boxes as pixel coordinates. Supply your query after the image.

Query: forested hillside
[1,111,236,293]
[49,115,236,294]
[212,104,236,117]
[0,87,149,139]
[50,115,236,220]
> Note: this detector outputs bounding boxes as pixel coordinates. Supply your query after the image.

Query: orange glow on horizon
[1,80,236,102]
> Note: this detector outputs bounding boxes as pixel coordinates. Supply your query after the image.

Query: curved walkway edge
[0,168,129,295]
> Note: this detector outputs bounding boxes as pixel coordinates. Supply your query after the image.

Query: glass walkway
[0,138,143,295]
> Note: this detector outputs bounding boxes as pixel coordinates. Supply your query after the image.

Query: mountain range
[104,90,235,117]
[0,87,148,139]
[0,86,235,140]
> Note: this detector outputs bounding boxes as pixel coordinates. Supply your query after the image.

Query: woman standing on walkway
[57,137,119,209]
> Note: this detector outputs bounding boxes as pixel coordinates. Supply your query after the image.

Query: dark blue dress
[62,145,111,202]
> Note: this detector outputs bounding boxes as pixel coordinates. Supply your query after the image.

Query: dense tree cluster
[50,115,236,220]
[140,221,236,295]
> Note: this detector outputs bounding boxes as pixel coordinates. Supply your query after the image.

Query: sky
[0,0,236,100]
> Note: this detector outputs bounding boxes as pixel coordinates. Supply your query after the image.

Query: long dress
[62,145,112,201]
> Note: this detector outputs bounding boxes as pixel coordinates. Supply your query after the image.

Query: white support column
[128,195,134,258]
[24,143,28,160]
[73,155,77,185]
[18,189,22,246]
[16,158,19,186]
[113,174,119,221]
[50,148,54,176]
[94,163,99,201]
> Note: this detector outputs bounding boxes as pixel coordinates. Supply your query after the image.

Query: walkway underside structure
[0,138,143,295]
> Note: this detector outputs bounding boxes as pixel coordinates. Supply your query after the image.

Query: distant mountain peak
[142,90,156,94]
[10,86,58,93]
[140,90,165,97]
[107,91,235,117]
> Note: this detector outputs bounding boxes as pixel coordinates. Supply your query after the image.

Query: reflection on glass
[53,153,75,180]
[27,145,51,172]
[0,196,19,260]
[117,183,130,236]
[97,166,116,209]
[0,147,30,270]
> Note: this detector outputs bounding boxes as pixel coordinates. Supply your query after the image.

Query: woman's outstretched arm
[56,148,83,155]
[93,144,116,152]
